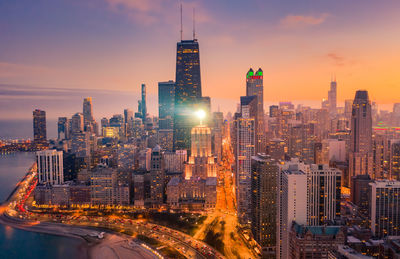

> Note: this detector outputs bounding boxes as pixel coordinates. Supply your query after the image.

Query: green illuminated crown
[246,68,254,78]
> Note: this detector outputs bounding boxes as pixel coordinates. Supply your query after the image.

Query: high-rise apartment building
[212,111,223,162]
[174,39,202,151]
[150,145,165,205]
[33,109,47,144]
[369,180,400,237]
[351,174,372,217]
[277,159,342,258]
[246,68,266,154]
[349,90,373,179]
[36,149,64,185]
[278,164,308,259]
[390,140,400,180]
[164,150,187,173]
[307,164,341,225]
[288,123,316,164]
[234,96,257,223]
[251,153,278,258]
[71,131,90,158]
[90,165,114,205]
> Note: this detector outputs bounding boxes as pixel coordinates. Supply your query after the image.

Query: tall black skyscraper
[173,39,202,151]
[158,80,175,130]
[33,109,47,144]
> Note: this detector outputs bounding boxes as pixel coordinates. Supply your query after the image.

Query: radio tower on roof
[193,8,196,40]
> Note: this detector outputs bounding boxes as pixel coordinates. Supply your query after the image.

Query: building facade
[235,96,257,223]
[251,153,279,258]
[246,68,266,154]
[33,109,47,145]
[36,149,64,185]
[349,90,373,179]
[278,165,308,259]
[173,39,202,151]
[307,164,341,226]
[369,180,400,238]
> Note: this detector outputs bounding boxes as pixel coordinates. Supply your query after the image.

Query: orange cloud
[280,13,329,28]
[326,52,346,66]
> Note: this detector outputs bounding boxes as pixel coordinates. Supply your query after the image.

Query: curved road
[1,163,224,259]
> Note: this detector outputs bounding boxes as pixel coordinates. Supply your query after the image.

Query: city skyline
[3,2,400,259]
[2,0,400,120]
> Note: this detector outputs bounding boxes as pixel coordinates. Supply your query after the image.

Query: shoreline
[0,212,160,259]
[0,213,92,259]
[0,158,160,259]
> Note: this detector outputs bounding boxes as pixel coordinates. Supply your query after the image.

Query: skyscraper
[83,97,97,134]
[351,174,372,217]
[83,97,94,123]
[57,117,70,140]
[212,111,223,162]
[278,165,307,259]
[390,140,400,180]
[251,153,278,258]
[174,39,202,151]
[150,145,165,205]
[158,80,175,130]
[370,180,400,238]
[307,164,341,225]
[141,84,147,123]
[33,109,47,144]
[124,108,133,137]
[246,68,266,153]
[328,79,337,116]
[235,96,257,223]
[185,124,217,179]
[71,112,84,134]
[349,90,373,179]
[36,149,64,185]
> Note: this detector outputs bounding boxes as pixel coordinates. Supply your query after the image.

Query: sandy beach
[0,212,158,259]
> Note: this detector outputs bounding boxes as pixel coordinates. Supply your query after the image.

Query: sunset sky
[1,0,400,120]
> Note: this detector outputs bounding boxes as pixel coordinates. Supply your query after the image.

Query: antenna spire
[180,3,183,41]
[193,8,196,40]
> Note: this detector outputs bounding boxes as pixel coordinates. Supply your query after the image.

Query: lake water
[0,152,85,259]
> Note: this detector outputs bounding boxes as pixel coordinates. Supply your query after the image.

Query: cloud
[105,0,212,26]
[0,62,53,78]
[106,0,162,25]
[280,13,330,29]
[326,52,346,66]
